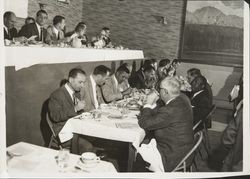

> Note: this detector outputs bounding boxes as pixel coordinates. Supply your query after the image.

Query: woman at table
[67,23,88,47]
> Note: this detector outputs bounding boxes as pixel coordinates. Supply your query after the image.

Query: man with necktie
[3,11,17,40]
[45,15,66,45]
[48,68,93,153]
[18,10,48,42]
[3,11,27,43]
[80,65,111,112]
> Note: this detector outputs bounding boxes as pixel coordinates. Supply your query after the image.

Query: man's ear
[68,77,72,83]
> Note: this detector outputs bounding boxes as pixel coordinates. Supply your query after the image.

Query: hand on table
[145,90,159,106]
[75,100,86,112]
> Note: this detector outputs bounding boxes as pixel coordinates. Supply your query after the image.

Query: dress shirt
[112,75,118,90]
[65,83,75,102]
[35,22,42,38]
[53,26,59,39]
[90,75,99,109]
[4,26,8,34]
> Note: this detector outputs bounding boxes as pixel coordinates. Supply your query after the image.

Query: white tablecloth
[4,46,144,70]
[6,142,117,177]
[58,110,145,149]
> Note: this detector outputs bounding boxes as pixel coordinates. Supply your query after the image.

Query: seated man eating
[137,77,194,172]
[102,64,133,103]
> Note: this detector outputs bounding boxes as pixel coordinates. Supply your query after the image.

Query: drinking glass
[57,148,70,172]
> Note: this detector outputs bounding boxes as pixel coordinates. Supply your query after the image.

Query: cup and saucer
[77,152,100,169]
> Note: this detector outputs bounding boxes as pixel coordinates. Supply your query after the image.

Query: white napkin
[137,138,164,172]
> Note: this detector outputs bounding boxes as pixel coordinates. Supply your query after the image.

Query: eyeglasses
[159,87,168,94]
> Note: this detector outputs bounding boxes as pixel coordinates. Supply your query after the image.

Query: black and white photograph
[0,0,249,178]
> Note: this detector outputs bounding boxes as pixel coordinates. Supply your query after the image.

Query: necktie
[40,27,44,42]
[72,93,77,105]
[8,28,11,40]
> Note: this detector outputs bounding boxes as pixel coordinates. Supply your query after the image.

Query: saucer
[77,159,99,168]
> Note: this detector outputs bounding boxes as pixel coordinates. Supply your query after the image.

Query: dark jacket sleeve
[48,91,76,123]
[138,106,171,131]
[192,95,211,125]
[18,25,30,38]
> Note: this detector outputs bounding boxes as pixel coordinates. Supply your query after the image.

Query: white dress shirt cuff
[144,104,157,109]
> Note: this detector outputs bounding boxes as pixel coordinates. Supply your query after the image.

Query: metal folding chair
[46,113,62,150]
[193,104,216,159]
[172,131,203,172]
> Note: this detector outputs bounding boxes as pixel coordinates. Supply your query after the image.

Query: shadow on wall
[40,98,51,147]
[215,67,242,103]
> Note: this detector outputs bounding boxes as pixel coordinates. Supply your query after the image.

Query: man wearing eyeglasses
[137,77,194,172]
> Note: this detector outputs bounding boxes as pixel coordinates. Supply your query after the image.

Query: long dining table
[58,104,146,172]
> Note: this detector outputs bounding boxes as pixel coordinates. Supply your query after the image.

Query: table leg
[127,143,135,172]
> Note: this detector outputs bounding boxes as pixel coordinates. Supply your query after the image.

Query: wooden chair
[46,113,62,150]
[172,131,203,172]
[193,104,216,158]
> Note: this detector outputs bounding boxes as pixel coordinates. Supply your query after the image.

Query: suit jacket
[102,75,123,103]
[80,77,105,112]
[221,106,243,171]
[18,23,47,42]
[48,85,78,136]
[138,94,194,172]
[128,69,146,89]
[205,82,213,106]
[191,90,212,130]
[45,25,64,45]
[4,27,18,40]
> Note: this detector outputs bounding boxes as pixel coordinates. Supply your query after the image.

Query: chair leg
[48,136,53,148]
[203,129,211,156]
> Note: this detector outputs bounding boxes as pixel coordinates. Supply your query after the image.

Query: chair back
[172,131,203,172]
[206,104,216,121]
[46,112,56,137]
[193,104,216,131]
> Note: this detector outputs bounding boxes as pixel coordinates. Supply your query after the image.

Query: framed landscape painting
[181,0,244,67]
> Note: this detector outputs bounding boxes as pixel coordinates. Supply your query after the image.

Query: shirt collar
[53,26,59,35]
[192,90,204,99]
[166,97,176,105]
[4,26,8,32]
[90,74,96,87]
[65,83,75,100]
[36,22,41,29]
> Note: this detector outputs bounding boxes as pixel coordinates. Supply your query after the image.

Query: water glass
[57,148,70,172]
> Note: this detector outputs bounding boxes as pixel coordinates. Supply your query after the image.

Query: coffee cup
[81,152,100,164]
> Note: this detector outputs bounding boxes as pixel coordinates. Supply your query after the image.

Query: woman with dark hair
[25,17,35,25]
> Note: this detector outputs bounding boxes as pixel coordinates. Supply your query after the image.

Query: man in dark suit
[137,77,194,172]
[3,11,27,43]
[80,65,111,112]
[3,11,17,40]
[129,65,156,90]
[190,75,212,132]
[18,10,48,42]
[48,68,93,153]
